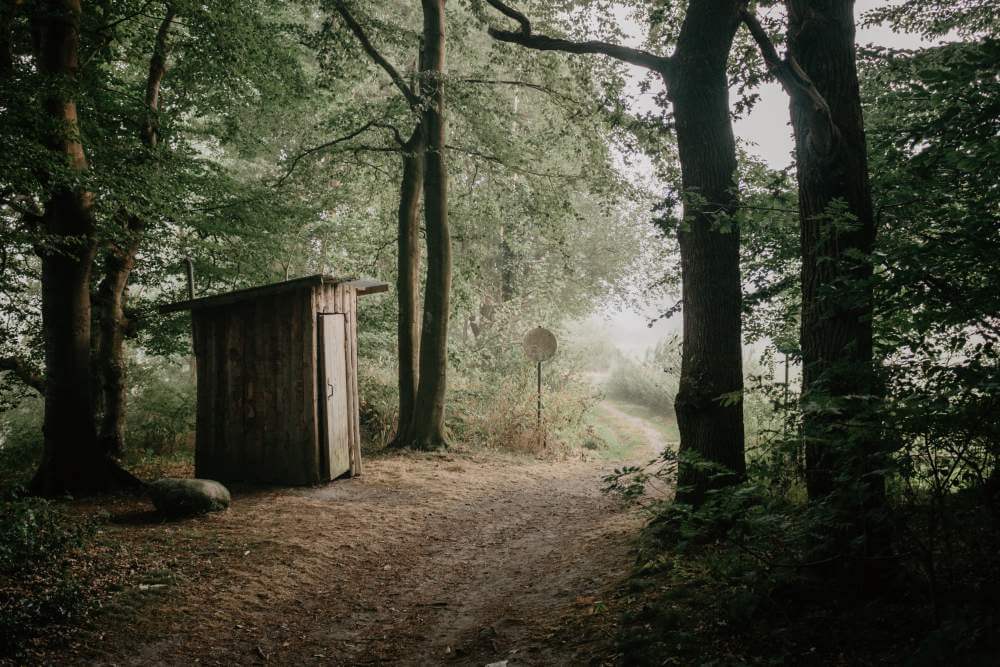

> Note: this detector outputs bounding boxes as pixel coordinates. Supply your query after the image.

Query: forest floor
[30,400,674,666]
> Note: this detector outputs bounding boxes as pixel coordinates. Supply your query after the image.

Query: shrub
[124,358,195,456]
[0,496,98,658]
[0,396,43,489]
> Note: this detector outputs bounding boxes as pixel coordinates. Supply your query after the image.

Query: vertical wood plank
[319,313,351,478]
[211,311,229,481]
[242,302,260,481]
[261,295,279,483]
[224,306,245,483]
[284,293,298,484]
[334,284,356,475]
[303,287,319,484]
[194,312,214,478]
[347,287,363,476]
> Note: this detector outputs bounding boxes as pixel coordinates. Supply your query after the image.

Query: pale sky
[584,0,934,358]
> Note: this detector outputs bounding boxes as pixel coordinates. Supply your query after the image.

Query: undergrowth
[0,495,100,659]
[605,448,1000,665]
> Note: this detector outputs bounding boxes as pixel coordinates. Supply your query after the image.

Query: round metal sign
[523,327,557,362]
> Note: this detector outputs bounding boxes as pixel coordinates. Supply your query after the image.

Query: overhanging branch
[275,120,383,186]
[739,9,839,155]
[0,356,45,393]
[332,1,421,109]
[484,0,672,77]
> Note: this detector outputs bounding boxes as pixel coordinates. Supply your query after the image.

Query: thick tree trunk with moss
[408,0,451,450]
[30,0,142,495]
[668,0,747,505]
[391,125,425,445]
[786,0,881,503]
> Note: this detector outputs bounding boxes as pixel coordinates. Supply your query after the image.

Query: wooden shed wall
[193,287,320,485]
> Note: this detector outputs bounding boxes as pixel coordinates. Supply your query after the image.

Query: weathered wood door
[319,314,350,479]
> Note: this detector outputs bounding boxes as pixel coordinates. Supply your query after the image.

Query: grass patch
[584,399,677,461]
[603,399,679,447]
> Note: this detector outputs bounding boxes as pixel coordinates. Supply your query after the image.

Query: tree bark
[332,1,450,450]
[669,0,746,505]
[94,215,142,456]
[785,0,881,503]
[391,124,425,444]
[29,0,142,496]
[94,5,174,457]
[487,0,746,500]
[408,0,451,450]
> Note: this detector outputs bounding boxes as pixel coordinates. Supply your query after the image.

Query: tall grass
[604,336,680,412]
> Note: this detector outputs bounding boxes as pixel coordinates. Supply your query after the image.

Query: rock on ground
[148,478,230,517]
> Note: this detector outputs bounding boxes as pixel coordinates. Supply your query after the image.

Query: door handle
[327,381,335,399]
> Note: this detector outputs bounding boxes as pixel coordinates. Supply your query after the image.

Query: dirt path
[597,402,671,454]
[65,451,645,666]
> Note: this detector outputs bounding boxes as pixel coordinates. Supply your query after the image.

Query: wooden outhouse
[161,275,388,486]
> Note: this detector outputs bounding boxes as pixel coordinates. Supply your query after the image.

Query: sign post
[523,327,557,448]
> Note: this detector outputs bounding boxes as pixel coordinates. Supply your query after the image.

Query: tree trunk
[95,215,142,455]
[29,0,142,496]
[485,0,747,500]
[391,125,425,444]
[94,5,174,456]
[668,0,746,504]
[785,0,888,591]
[786,0,881,503]
[408,0,451,450]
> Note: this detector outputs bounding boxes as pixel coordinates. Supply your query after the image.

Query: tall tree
[330,1,437,447]
[741,3,882,503]
[30,0,139,494]
[486,0,746,502]
[393,123,425,443]
[408,0,451,449]
[93,4,176,456]
[787,0,880,504]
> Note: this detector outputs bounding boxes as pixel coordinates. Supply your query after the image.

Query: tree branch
[97,0,157,33]
[332,1,421,109]
[739,9,839,154]
[0,356,45,393]
[459,77,581,105]
[372,121,407,147]
[141,2,176,148]
[484,0,672,76]
[274,120,383,186]
[446,144,578,180]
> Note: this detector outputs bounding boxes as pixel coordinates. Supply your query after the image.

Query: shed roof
[159,274,389,313]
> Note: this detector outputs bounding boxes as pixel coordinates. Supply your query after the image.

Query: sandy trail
[67,451,643,666]
[598,402,671,454]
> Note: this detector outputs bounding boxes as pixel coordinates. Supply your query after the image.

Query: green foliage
[607,20,1000,649]
[0,397,43,489]
[0,496,98,657]
[607,454,1000,664]
[124,359,196,456]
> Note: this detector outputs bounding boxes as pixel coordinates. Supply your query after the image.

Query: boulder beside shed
[160,275,388,485]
